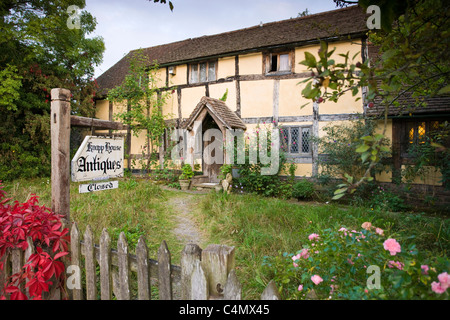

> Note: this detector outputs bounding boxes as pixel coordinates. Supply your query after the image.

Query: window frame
[264,51,293,75]
[189,60,217,84]
[399,118,447,158]
[280,125,312,157]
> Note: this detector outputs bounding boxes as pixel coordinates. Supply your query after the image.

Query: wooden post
[51,88,71,225]
[201,244,235,299]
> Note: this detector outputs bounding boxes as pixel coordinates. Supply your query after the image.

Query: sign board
[79,181,119,194]
[71,136,124,182]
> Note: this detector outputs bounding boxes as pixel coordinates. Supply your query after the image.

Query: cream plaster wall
[217,56,235,79]
[238,52,263,75]
[181,86,207,118]
[209,82,237,111]
[168,64,188,86]
[240,80,274,118]
[279,79,313,117]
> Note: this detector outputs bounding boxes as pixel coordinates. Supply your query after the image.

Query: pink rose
[308,233,320,241]
[421,265,429,275]
[388,260,404,270]
[311,275,323,285]
[299,248,310,259]
[292,254,301,267]
[361,222,372,230]
[437,272,449,290]
[375,228,384,236]
[383,238,401,256]
[432,281,446,294]
[298,284,303,292]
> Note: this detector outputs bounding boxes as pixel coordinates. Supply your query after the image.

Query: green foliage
[218,164,233,181]
[292,179,315,200]
[233,124,287,197]
[313,119,390,199]
[219,89,229,102]
[108,49,172,172]
[263,224,449,300]
[179,164,194,180]
[108,221,145,251]
[0,0,105,181]
[365,185,409,212]
[301,0,449,197]
[404,121,450,189]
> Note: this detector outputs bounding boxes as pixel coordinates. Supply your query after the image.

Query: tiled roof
[96,5,369,95]
[365,46,450,117]
[183,96,247,131]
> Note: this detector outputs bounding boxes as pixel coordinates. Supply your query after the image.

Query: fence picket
[70,222,83,300]
[117,232,130,300]
[157,240,172,300]
[59,223,281,300]
[181,243,202,300]
[99,228,112,300]
[84,225,97,300]
[136,236,150,300]
[260,280,281,300]
[190,260,208,300]
[224,270,241,300]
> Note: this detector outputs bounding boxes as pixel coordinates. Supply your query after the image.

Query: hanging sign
[78,180,119,193]
[71,136,124,182]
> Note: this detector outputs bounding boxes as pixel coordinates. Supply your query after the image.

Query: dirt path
[167,192,206,247]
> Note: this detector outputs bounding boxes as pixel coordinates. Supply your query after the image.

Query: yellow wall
[295,41,362,74]
[319,90,364,115]
[239,53,262,75]
[217,56,235,79]
[209,82,237,111]
[279,79,313,117]
[181,86,207,118]
[168,64,188,86]
[240,80,273,118]
[156,68,167,88]
[95,100,109,120]
[161,91,178,119]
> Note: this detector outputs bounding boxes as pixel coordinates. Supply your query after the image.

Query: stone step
[192,182,220,190]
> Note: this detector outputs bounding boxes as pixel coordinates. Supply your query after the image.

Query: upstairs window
[265,52,292,74]
[190,61,217,83]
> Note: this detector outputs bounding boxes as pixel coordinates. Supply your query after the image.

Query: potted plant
[179,164,194,190]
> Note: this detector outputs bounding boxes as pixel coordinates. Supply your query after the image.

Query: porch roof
[182,97,247,131]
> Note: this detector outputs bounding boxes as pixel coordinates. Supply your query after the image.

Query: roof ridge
[130,5,362,55]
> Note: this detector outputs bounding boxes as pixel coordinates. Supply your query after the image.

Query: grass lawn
[2,177,449,299]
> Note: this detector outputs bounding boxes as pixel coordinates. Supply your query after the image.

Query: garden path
[165,190,207,247]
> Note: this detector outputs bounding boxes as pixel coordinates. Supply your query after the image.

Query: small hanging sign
[71,136,124,182]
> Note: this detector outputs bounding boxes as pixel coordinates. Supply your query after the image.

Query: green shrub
[292,179,315,200]
[263,223,450,300]
[179,164,194,180]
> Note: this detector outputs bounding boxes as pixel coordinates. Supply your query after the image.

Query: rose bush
[0,183,69,300]
[262,222,449,300]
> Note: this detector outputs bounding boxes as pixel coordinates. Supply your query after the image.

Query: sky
[84,0,340,78]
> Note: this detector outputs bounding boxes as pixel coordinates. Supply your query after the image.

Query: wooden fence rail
[1,222,280,300]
